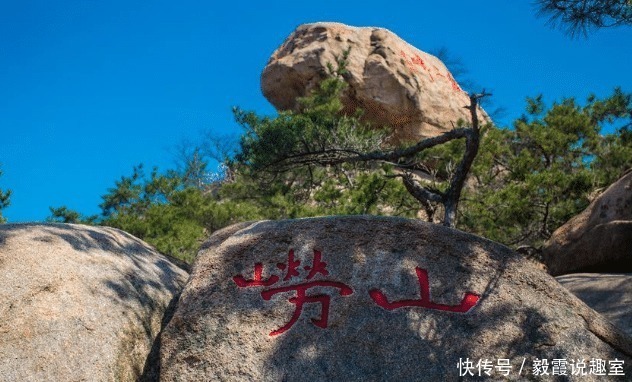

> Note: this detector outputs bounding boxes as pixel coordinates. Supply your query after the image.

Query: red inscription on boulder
[400,50,462,91]
[369,267,479,313]
[233,249,353,336]
[233,263,279,287]
[262,281,353,336]
[234,251,481,337]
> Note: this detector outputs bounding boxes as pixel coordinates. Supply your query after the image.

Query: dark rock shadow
[557,273,632,338]
[140,291,182,382]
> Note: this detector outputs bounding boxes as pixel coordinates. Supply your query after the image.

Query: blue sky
[1,0,631,222]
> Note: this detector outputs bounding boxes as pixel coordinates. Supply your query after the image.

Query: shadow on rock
[155,216,632,381]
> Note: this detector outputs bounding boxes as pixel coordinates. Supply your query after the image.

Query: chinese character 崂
[233,249,353,336]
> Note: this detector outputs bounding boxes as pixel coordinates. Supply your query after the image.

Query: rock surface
[557,273,632,337]
[543,170,632,276]
[0,223,189,382]
[159,216,631,381]
[261,22,489,143]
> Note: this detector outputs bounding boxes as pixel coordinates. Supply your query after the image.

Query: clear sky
[1,0,631,222]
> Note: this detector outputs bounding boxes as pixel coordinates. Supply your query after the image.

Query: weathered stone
[261,22,489,143]
[0,223,189,382]
[557,273,632,337]
[160,216,631,381]
[544,170,632,276]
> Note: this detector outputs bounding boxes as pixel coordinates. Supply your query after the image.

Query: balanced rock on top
[261,22,489,143]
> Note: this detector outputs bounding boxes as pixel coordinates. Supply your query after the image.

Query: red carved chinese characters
[233,249,353,336]
[262,281,352,336]
[305,250,328,279]
[277,249,300,281]
[235,251,481,336]
[411,54,428,71]
[233,263,279,287]
[369,267,480,313]
[441,70,461,92]
[399,50,462,92]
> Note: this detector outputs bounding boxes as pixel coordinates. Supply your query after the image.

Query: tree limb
[442,92,490,227]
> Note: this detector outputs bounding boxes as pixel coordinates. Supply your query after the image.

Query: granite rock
[557,273,632,337]
[0,223,189,381]
[261,22,489,143]
[544,170,632,275]
[159,216,631,381]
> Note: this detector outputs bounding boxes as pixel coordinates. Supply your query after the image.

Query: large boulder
[159,216,631,381]
[543,170,632,276]
[0,223,189,381]
[261,22,489,143]
[557,273,632,337]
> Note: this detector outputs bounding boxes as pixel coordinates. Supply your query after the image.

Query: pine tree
[0,165,11,223]
[233,64,489,228]
[536,0,632,36]
[459,89,632,251]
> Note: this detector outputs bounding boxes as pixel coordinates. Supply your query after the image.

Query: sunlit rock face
[159,216,631,381]
[261,22,489,144]
[544,170,632,276]
[0,223,189,382]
